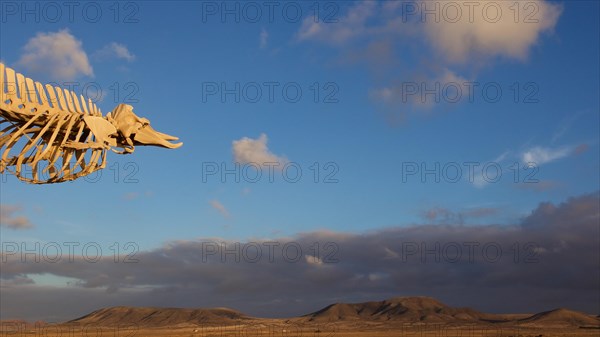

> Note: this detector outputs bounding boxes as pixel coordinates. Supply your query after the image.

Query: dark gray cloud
[1,193,598,321]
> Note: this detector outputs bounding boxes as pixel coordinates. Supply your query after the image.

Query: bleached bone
[0,63,182,184]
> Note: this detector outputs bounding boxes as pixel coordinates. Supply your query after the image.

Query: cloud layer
[1,193,598,321]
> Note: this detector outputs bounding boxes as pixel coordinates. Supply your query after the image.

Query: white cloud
[0,205,34,230]
[210,200,230,219]
[17,29,93,80]
[296,1,377,44]
[383,247,399,259]
[370,69,469,108]
[467,150,512,189]
[95,42,136,62]
[420,0,562,63]
[369,87,394,103]
[551,111,585,143]
[123,192,140,201]
[232,133,287,168]
[521,146,572,165]
[472,174,489,189]
[492,151,510,163]
[368,272,388,282]
[468,144,572,189]
[259,29,268,49]
[305,255,324,266]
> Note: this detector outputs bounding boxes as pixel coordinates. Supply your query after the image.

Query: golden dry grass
[2,323,598,337]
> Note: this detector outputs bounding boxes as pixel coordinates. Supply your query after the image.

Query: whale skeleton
[0,63,182,184]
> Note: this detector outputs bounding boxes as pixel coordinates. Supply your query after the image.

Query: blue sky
[0,0,599,321]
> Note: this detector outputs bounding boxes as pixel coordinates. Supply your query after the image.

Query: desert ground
[2,324,599,337]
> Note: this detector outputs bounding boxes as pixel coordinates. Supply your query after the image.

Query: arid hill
[302,296,508,323]
[518,308,600,327]
[68,306,253,327]
[301,296,599,328]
